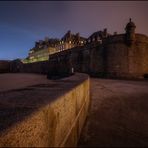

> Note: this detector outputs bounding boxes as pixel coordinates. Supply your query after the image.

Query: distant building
[87,28,110,44]
[24,38,60,63]
[57,30,86,51]
[24,31,86,63]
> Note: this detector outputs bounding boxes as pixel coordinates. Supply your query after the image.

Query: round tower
[125,18,136,45]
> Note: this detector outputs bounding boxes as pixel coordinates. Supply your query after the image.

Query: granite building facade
[24,31,86,63]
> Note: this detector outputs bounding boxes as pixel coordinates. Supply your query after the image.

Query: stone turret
[125,18,136,45]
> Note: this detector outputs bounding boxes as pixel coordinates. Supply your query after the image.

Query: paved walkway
[0,73,50,92]
[1,74,148,146]
[78,78,148,147]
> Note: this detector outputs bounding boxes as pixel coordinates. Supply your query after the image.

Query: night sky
[0,1,148,60]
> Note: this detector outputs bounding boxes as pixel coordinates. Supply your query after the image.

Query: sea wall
[47,46,90,78]
[103,34,148,79]
[21,61,49,74]
[9,60,49,74]
[8,33,148,79]
[88,43,104,77]
[0,60,10,73]
[0,73,90,147]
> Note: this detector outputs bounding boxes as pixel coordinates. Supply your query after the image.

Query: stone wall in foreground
[0,73,90,147]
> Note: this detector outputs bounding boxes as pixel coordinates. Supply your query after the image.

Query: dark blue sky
[0,1,148,60]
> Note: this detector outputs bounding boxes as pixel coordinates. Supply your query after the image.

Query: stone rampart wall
[0,60,10,73]
[104,34,148,45]
[104,34,125,44]
[0,73,90,147]
[8,33,148,79]
[21,61,49,74]
[103,34,148,78]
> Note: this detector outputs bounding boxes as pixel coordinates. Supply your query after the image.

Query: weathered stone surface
[103,34,148,79]
[0,73,90,147]
[78,78,148,147]
[5,32,148,79]
[0,73,50,92]
[31,33,148,79]
[0,60,10,73]
[9,59,23,73]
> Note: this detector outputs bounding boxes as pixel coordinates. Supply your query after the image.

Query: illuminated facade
[87,28,110,44]
[23,31,86,63]
[28,47,58,62]
[57,30,86,51]
[23,38,60,63]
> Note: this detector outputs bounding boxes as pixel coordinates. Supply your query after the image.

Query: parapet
[103,34,125,44]
[135,33,148,44]
[104,33,148,45]
[0,73,90,147]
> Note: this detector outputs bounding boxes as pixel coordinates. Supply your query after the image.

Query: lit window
[29,50,33,54]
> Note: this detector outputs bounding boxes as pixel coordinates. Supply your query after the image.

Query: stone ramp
[78,78,148,147]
